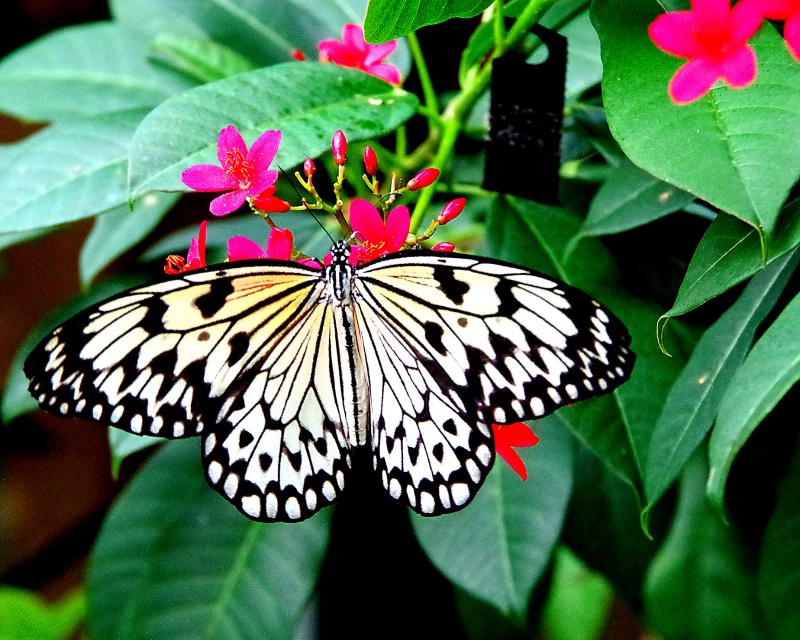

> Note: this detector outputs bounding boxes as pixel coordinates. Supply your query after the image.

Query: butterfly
[25,241,634,522]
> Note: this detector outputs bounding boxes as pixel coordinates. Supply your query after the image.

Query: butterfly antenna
[278,165,335,244]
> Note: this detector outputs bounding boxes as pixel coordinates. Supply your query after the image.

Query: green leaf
[707,285,800,513]
[128,63,419,197]
[112,0,411,74]
[658,200,800,335]
[412,418,574,625]
[487,197,686,491]
[578,158,695,239]
[645,450,763,640]
[562,444,658,609]
[149,34,257,83]
[108,429,161,477]
[541,547,613,640]
[365,0,492,42]
[87,440,331,640]
[561,8,603,100]
[79,192,179,287]
[0,588,84,640]
[645,250,799,509]
[0,22,194,121]
[0,111,147,235]
[2,275,146,425]
[594,0,800,249]
[758,435,800,640]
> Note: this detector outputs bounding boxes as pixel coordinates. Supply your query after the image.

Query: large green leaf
[707,288,800,512]
[645,250,799,509]
[111,0,410,73]
[758,436,800,640]
[128,63,419,197]
[645,451,763,640]
[411,418,574,625]
[577,158,695,239]
[364,0,492,42]
[149,34,257,84]
[0,111,147,235]
[487,197,686,491]
[87,440,331,640]
[0,22,194,121]
[2,275,146,425]
[79,192,180,287]
[658,201,800,335]
[594,0,800,249]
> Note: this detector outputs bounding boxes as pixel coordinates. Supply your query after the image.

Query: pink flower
[251,187,290,213]
[749,0,800,60]
[492,423,539,480]
[649,0,764,104]
[431,242,455,253]
[407,168,440,191]
[349,199,410,263]
[164,221,207,274]
[318,24,401,85]
[181,126,281,216]
[227,227,293,261]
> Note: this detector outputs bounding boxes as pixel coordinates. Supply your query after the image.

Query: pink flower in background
[227,227,294,261]
[649,0,764,104]
[750,0,800,60]
[181,126,281,216]
[492,423,539,480]
[164,221,207,274]
[318,24,401,85]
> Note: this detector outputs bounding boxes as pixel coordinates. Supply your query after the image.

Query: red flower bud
[332,130,347,165]
[407,168,439,191]
[291,49,306,61]
[252,187,291,213]
[431,242,455,252]
[304,158,316,178]
[364,146,378,176]
[437,197,466,224]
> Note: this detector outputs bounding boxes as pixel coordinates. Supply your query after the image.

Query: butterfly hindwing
[355,293,494,516]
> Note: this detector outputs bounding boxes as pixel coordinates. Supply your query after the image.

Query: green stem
[406,32,440,130]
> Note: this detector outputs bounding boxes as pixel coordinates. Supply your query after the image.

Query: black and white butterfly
[25,241,634,522]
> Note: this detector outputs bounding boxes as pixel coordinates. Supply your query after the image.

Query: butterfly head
[330,240,352,265]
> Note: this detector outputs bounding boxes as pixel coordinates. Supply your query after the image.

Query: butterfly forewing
[355,252,634,426]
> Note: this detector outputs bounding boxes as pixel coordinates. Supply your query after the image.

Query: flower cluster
[169,123,540,478]
[650,0,800,104]
[318,24,401,85]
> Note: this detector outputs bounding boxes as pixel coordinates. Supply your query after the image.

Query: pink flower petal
[649,12,705,57]
[692,0,730,25]
[247,170,279,196]
[228,236,266,261]
[247,129,281,172]
[365,62,402,85]
[498,422,540,447]
[719,44,758,87]
[217,125,247,166]
[181,164,237,191]
[265,227,293,260]
[318,39,347,63]
[384,205,410,252]
[342,24,367,54]
[349,245,366,266]
[756,0,799,19]
[730,0,767,42]
[668,57,721,104]
[363,40,397,66]
[297,257,323,269]
[784,13,800,61]
[210,190,248,216]
[349,199,385,244]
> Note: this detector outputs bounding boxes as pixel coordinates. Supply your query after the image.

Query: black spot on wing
[227,332,250,366]
[259,452,273,471]
[424,321,447,355]
[432,265,469,304]
[194,278,234,318]
[239,430,254,448]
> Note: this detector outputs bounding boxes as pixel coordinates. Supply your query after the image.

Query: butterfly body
[25,243,634,522]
